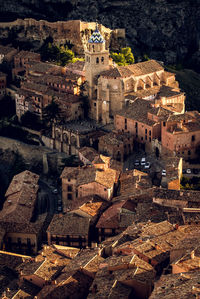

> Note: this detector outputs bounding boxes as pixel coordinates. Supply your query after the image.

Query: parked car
[162,170,166,176]
[186,168,192,174]
[141,157,146,166]
[134,160,140,166]
[144,162,151,169]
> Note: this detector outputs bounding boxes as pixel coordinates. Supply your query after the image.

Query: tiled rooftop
[126,60,163,76]
[0,171,39,224]
[29,62,57,74]
[47,213,90,236]
[65,60,85,73]
[149,271,200,299]
[116,98,157,126]
[15,50,40,60]
[153,188,200,203]
[0,45,16,55]
[96,199,136,229]
[99,131,132,145]
[61,164,118,189]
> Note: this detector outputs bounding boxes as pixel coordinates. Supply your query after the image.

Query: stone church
[85,26,184,124]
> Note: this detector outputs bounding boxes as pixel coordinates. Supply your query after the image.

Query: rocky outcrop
[0,0,200,66]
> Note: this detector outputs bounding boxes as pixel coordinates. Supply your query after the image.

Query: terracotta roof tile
[126,60,163,76]
[47,213,90,236]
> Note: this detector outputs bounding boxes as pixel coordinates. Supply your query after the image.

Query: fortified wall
[0,19,126,54]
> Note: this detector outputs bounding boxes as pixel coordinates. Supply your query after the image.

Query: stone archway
[55,129,61,140]
[63,132,69,144]
[71,135,76,146]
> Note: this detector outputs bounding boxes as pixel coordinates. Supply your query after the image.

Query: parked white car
[144,162,151,169]
[141,157,146,166]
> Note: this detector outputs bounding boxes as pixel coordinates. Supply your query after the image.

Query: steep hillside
[0,0,200,67]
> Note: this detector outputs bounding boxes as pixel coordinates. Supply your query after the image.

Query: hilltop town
[0,22,200,299]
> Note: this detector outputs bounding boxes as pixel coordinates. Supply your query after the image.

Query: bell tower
[85,25,110,103]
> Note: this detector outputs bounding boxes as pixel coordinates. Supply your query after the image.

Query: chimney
[191,251,195,259]
[175,223,179,230]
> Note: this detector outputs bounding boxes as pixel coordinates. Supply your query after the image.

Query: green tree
[111,47,135,66]
[143,54,150,61]
[40,42,75,66]
[43,99,63,125]
[121,47,135,64]
[20,111,42,130]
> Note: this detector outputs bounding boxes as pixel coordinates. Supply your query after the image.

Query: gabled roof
[100,66,133,78]
[47,213,90,236]
[96,200,136,229]
[126,60,163,76]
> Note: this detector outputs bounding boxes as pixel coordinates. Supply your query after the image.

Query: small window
[145,129,147,134]
[94,102,96,107]
[192,135,195,142]
[149,130,151,136]
[68,178,71,182]
[141,137,143,141]
[188,150,191,155]
[101,57,104,63]
[68,194,72,200]
[125,118,127,124]
[163,122,166,127]
[96,57,99,64]
[68,185,72,192]
[135,122,138,128]
[149,137,151,142]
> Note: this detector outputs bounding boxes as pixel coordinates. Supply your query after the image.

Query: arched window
[92,45,95,52]
[101,57,104,63]
[96,57,99,64]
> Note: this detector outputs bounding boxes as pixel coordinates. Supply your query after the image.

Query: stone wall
[0,136,68,175]
[0,18,125,55]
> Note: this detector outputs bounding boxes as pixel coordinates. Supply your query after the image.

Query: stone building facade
[85,28,183,125]
[98,131,134,162]
[161,112,200,160]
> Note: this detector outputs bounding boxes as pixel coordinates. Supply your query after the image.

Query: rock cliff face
[0,0,200,67]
